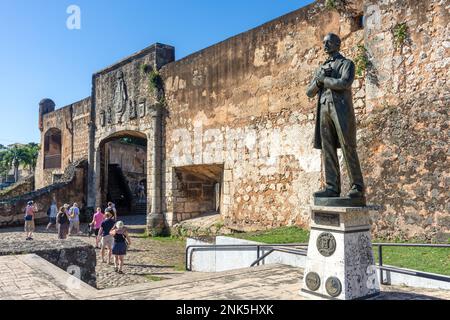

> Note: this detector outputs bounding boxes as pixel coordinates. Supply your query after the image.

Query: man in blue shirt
[98,210,116,264]
[68,203,81,235]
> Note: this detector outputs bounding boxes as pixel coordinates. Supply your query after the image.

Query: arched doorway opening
[44,128,62,169]
[99,131,148,216]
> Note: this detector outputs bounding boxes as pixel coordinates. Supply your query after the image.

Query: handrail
[185,241,450,285]
[250,247,307,267]
[185,243,308,271]
[372,243,450,285]
[377,265,450,283]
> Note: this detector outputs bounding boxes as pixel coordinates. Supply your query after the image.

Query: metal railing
[185,243,308,271]
[372,243,450,285]
[186,241,450,285]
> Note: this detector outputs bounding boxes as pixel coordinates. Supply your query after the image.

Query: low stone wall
[0,238,96,287]
[0,159,88,228]
[0,175,34,201]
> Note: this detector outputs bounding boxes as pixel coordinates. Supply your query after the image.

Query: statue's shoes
[314,189,340,198]
[347,187,365,199]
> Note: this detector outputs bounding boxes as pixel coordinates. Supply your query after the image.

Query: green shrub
[325,0,337,10]
[354,44,369,77]
[393,23,408,49]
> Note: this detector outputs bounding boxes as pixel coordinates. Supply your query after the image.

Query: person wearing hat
[110,221,131,273]
[24,201,37,240]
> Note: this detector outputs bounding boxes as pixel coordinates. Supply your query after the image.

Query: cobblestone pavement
[0,215,187,289]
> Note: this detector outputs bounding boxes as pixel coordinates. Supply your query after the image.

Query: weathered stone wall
[35,98,91,189]
[172,169,218,223]
[161,1,366,231]
[29,0,448,241]
[0,175,34,201]
[0,159,88,227]
[360,0,449,241]
[0,239,96,287]
[107,141,146,193]
[91,43,174,208]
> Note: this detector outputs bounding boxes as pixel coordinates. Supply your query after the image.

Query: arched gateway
[85,44,174,235]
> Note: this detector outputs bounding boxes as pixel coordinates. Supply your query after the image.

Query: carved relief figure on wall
[114,70,128,124]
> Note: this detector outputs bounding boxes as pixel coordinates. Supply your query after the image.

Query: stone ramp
[1,254,449,300]
[0,254,95,300]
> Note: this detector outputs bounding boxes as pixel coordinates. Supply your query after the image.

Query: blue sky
[0,0,314,145]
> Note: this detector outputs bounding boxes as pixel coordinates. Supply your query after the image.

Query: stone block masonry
[27,0,449,241]
[0,239,96,288]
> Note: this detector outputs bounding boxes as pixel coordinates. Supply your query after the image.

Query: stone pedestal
[300,205,380,300]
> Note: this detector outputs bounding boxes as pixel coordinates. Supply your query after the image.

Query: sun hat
[115,221,124,230]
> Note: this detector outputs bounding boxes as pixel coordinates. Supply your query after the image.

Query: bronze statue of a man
[307,33,365,204]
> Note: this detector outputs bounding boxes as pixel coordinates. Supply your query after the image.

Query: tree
[0,143,40,182]
[24,143,40,172]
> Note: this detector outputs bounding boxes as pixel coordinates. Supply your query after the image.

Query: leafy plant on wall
[354,44,369,77]
[392,22,409,50]
[325,0,337,10]
[141,63,165,104]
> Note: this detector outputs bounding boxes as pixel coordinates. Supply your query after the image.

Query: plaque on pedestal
[300,205,381,300]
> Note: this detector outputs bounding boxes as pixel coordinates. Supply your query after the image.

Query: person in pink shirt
[90,207,104,249]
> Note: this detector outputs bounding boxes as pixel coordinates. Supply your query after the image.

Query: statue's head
[116,70,124,79]
[323,33,341,54]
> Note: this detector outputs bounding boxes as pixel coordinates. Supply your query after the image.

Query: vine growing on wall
[141,63,165,104]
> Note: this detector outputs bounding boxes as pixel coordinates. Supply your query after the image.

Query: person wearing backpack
[24,201,37,240]
[56,206,70,239]
[68,203,80,235]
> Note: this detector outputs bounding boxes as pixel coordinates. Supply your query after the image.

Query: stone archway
[96,130,148,216]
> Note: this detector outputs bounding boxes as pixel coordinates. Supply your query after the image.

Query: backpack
[47,207,51,216]
[57,212,68,225]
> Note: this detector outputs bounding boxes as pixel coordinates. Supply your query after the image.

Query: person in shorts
[111,221,131,274]
[24,201,37,240]
[98,211,116,264]
[90,207,104,248]
[68,203,81,235]
[46,201,58,231]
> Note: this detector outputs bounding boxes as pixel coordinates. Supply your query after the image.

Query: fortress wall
[35,97,91,189]
[360,0,449,240]
[161,0,366,230]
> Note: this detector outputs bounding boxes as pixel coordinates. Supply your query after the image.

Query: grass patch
[231,226,310,244]
[135,231,185,243]
[173,263,186,272]
[144,275,165,282]
[373,244,450,276]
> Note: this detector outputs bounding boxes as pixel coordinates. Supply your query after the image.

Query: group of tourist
[89,204,131,273]
[24,200,131,273]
